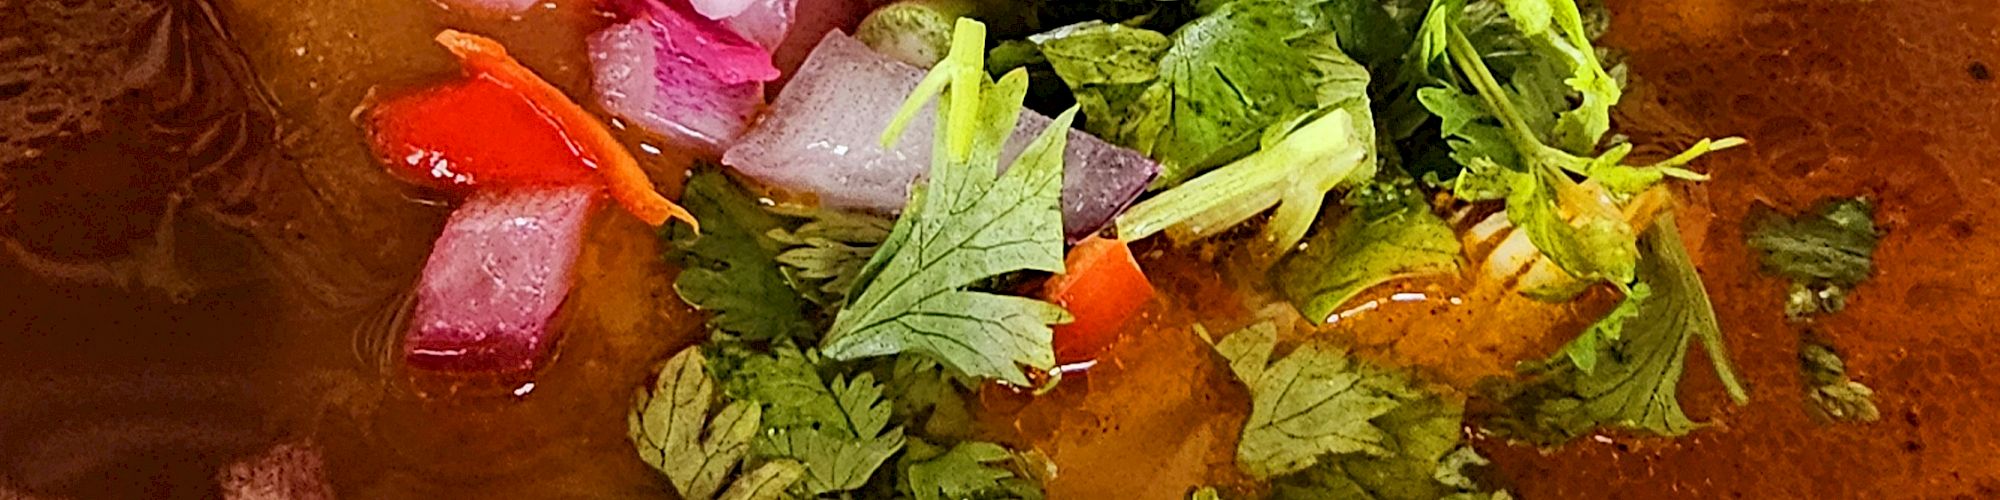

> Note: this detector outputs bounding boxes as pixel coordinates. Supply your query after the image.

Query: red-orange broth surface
[2,0,1997,498]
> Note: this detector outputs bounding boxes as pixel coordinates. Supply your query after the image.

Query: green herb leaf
[1484,217,1749,443]
[1272,426,1503,500]
[630,349,767,500]
[1278,183,1463,324]
[1215,322,1403,479]
[729,345,907,496]
[1504,168,1639,285]
[668,171,813,341]
[1216,322,1507,499]
[902,440,1042,500]
[717,460,807,500]
[881,355,978,439]
[766,206,894,308]
[1557,282,1650,373]
[1800,338,1880,423]
[1748,198,1879,320]
[824,55,1075,385]
[1033,21,1172,137]
[1036,0,1327,187]
[1415,0,1739,289]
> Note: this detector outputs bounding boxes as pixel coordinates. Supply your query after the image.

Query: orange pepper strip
[433,29,698,231]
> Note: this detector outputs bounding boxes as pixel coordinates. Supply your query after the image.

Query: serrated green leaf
[759,427,905,496]
[1486,217,1748,443]
[1215,321,1506,499]
[1033,21,1172,137]
[882,355,977,439]
[730,345,907,496]
[823,64,1075,386]
[717,460,806,500]
[1216,323,1407,479]
[630,349,762,500]
[1504,168,1637,285]
[1035,0,1327,188]
[1278,184,1462,324]
[767,206,893,307]
[1749,198,1879,289]
[1271,399,1496,500]
[1558,282,1650,373]
[904,441,1036,500]
[668,171,813,341]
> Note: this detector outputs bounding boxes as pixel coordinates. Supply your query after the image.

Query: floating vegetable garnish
[434,30,696,229]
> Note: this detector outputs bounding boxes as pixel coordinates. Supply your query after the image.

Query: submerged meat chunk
[405,185,601,374]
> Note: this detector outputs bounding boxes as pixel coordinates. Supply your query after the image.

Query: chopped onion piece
[723,32,1158,241]
[404,186,600,375]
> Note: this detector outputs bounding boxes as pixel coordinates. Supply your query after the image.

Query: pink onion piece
[722,33,1160,242]
[691,0,756,19]
[722,0,793,51]
[404,185,601,375]
[770,0,871,85]
[591,21,763,152]
[592,0,782,152]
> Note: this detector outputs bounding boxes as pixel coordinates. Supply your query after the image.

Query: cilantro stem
[1444,26,1542,156]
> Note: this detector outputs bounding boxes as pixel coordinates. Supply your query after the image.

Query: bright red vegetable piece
[434,29,695,229]
[365,75,600,191]
[1043,236,1156,364]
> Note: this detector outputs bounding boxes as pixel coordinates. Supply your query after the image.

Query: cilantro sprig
[824,18,1078,386]
[1414,0,1742,286]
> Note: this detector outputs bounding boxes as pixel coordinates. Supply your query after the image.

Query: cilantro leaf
[1414,0,1740,289]
[1483,216,1749,443]
[668,170,813,341]
[1556,282,1650,373]
[1748,198,1879,321]
[1214,322,1402,479]
[759,428,906,496]
[630,349,795,500]
[1800,338,1880,424]
[880,355,977,439]
[1040,1,1386,257]
[1032,21,1172,138]
[1504,163,1640,286]
[901,439,1043,500]
[728,345,907,496]
[718,460,806,500]
[1036,0,1327,187]
[1278,182,1464,324]
[824,27,1075,385]
[1215,322,1508,499]
[766,206,893,308]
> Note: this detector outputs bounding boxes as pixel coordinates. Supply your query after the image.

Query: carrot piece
[433,29,698,231]
[1043,236,1156,364]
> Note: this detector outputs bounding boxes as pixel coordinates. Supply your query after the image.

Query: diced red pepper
[365,75,601,190]
[1043,236,1156,364]
[366,30,697,230]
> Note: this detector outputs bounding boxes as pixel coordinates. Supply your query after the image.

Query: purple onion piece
[720,0,795,50]
[404,185,600,375]
[722,32,1160,242]
[590,2,774,152]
